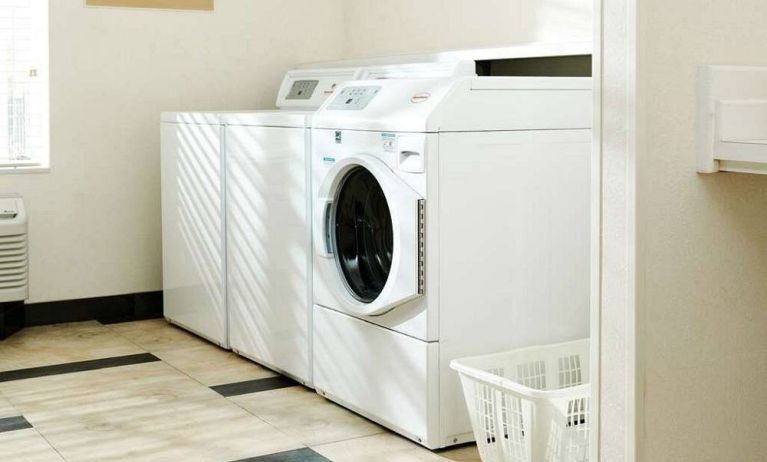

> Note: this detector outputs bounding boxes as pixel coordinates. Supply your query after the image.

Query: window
[0,0,48,170]
[334,167,393,303]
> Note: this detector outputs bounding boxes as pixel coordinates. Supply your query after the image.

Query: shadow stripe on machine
[0,353,160,383]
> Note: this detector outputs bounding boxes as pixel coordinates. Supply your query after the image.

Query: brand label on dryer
[322,155,336,164]
[382,133,396,152]
[411,92,431,103]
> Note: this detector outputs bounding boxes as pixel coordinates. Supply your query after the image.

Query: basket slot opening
[558,354,583,389]
[517,360,547,390]
[566,398,588,428]
[475,382,497,444]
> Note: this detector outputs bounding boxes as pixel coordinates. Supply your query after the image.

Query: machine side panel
[161,121,227,347]
[437,129,592,442]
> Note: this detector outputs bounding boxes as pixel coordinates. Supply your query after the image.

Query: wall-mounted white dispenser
[697,65,767,175]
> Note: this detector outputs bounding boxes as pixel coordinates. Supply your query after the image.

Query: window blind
[0,0,48,169]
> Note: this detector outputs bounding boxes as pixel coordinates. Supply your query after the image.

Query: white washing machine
[224,68,362,383]
[161,67,362,349]
[225,62,476,385]
[161,111,229,347]
[311,77,592,448]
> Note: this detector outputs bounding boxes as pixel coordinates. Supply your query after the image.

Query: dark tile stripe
[0,353,160,383]
[0,416,32,433]
[211,376,298,397]
[24,290,163,327]
[231,448,330,462]
[0,301,25,340]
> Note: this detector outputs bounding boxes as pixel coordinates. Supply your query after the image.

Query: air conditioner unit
[0,194,28,303]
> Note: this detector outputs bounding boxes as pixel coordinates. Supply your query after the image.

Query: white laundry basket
[450,339,590,462]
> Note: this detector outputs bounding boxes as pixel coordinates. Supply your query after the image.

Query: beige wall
[0,0,345,303]
[636,1,767,460]
[0,0,594,304]
[340,0,592,57]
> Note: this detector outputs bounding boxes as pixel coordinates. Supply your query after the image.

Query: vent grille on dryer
[0,195,28,303]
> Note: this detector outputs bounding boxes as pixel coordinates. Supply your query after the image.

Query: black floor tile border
[0,353,160,383]
[0,301,25,341]
[231,448,331,462]
[0,416,32,433]
[23,291,163,328]
[211,376,299,397]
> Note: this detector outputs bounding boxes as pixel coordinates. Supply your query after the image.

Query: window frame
[0,0,50,173]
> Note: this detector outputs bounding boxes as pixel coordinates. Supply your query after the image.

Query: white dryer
[311,77,592,448]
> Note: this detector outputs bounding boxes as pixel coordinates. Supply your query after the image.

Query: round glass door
[333,166,393,303]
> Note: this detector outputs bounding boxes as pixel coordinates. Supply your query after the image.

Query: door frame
[592,0,639,460]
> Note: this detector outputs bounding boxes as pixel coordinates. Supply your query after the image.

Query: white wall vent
[0,194,27,303]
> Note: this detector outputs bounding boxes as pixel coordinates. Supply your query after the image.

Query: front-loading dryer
[313,131,433,341]
[311,77,593,449]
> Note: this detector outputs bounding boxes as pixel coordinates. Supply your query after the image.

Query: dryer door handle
[315,198,334,258]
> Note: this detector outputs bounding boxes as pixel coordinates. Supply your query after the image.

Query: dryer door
[315,155,423,316]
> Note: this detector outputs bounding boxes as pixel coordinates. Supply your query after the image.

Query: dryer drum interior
[333,166,394,303]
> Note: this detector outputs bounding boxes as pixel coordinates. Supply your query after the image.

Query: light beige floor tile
[1,361,302,461]
[0,393,19,418]
[0,362,219,417]
[107,319,205,354]
[230,386,384,446]
[108,319,277,386]
[313,433,482,462]
[32,397,302,462]
[155,342,277,386]
[0,429,64,462]
[0,321,144,372]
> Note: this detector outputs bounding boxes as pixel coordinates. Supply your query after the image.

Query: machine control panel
[328,85,381,110]
[286,80,319,100]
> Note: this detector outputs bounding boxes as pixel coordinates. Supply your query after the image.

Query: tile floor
[0,320,481,462]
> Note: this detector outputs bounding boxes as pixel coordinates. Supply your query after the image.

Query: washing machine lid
[222,110,312,128]
[161,67,362,126]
